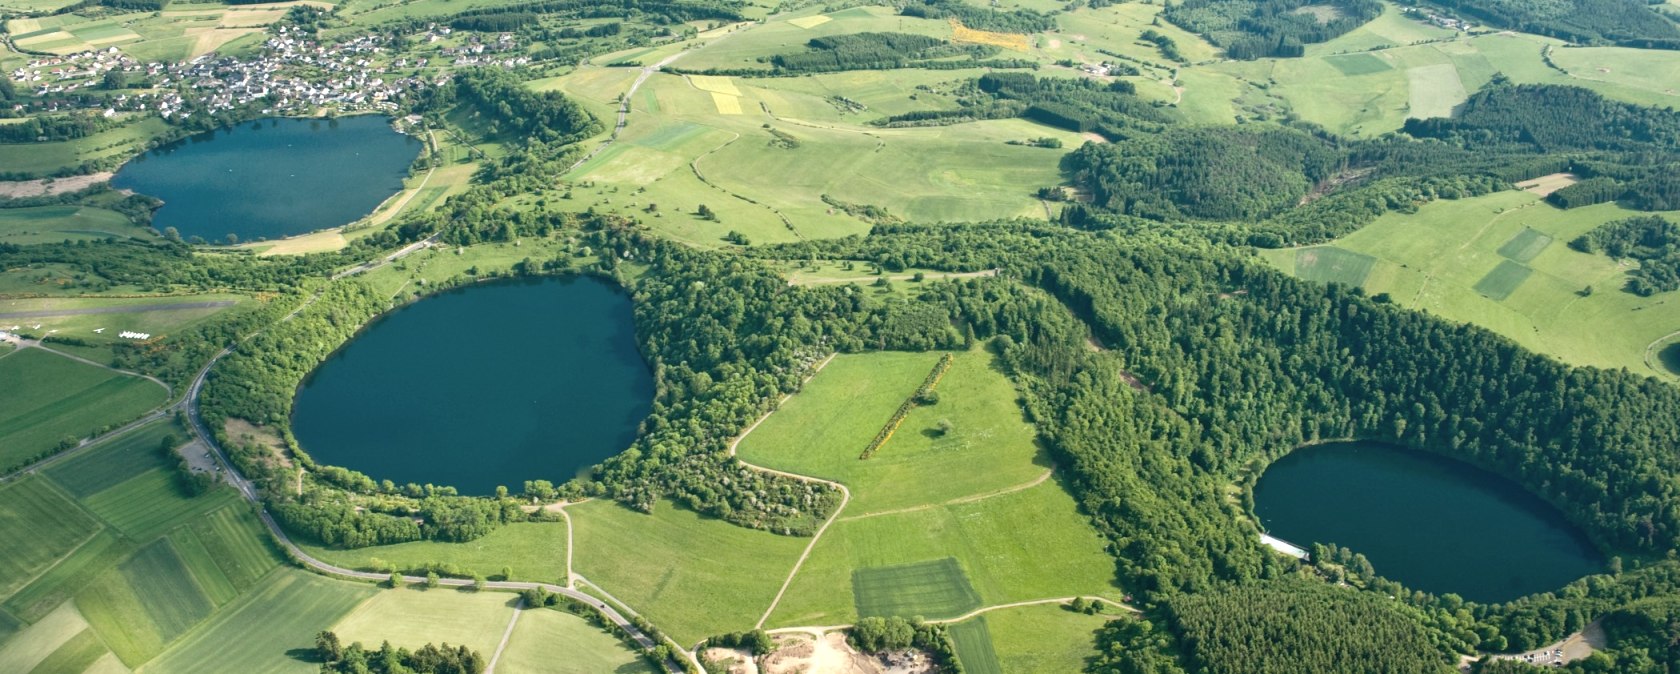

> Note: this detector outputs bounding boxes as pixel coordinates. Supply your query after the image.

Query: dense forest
[1162,0,1383,59]
[1420,0,1680,47]
[897,0,1056,33]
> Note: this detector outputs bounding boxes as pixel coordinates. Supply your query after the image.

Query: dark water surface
[112,116,420,242]
[291,276,653,495]
[1254,441,1601,602]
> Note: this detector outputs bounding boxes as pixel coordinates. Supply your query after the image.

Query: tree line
[1162,0,1383,60]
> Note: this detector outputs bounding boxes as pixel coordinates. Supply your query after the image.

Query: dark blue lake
[1254,441,1602,603]
[112,116,421,243]
[291,276,654,495]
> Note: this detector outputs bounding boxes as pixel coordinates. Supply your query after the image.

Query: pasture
[852,558,981,620]
[949,617,1003,674]
[1257,190,1680,375]
[0,294,247,352]
[737,347,1051,514]
[0,348,167,471]
[497,606,656,674]
[0,205,149,246]
[332,587,519,656]
[569,498,807,645]
[143,569,377,674]
[0,118,170,179]
[1290,246,1377,286]
[0,477,103,601]
[301,521,569,583]
[976,603,1111,673]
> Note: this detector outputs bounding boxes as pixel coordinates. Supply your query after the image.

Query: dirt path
[839,469,1052,522]
[365,130,440,227]
[484,599,524,674]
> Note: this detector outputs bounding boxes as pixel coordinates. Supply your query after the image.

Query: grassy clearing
[948,617,1003,674]
[0,348,168,471]
[1472,259,1533,301]
[3,531,132,624]
[301,521,568,583]
[1406,62,1468,119]
[1325,53,1392,75]
[81,469,237,542]
[853,558,981,620]
[570,499,807,645]
[0,477,102,601]
[979,603,1110,673]
[0,205,148,246]
[332,587,519,656]
[1496,227,1553,263]
[769,480,1121,627]
[44,419,177,498]
[497,607,656,674]
[144,569,377,674]
[0,601,89,674]
[1257,190,1680,375]
[1292,246,1376,286]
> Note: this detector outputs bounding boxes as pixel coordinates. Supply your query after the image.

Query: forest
[896,0,1055,33]
[1420,0,1680,47]
[874,72,1169,141]
[1162,0,1383,59]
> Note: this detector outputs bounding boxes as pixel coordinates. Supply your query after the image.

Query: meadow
[0,348,168,471]
[0,118,171,179]
[331,587,519,656]
[300,521,570,583]
[568,498,807,646]
[0,205,149,246]
[966,603,1111,673]
[1258,190,1680,376]
[949,617,1002,674]
[142,569,377,674]
[496,606,656,674]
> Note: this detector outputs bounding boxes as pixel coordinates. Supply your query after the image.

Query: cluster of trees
[316,631,484,674]
[1162,0,1382,59]
[1138,29,1184,63]
[768,32,999,73]
[439,0,742,30]
[0,113,116,143]
[876,73,1169,141]
[703,629,775,655]
[1424,0,1680,47]
[859,353,952,459]
[444,69,601,147]
[1569,215,1680,295]
[848,617,962,671]
[897,0,1055,33]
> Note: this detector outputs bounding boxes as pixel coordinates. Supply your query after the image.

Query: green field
[26,627,109,674]
[974,603,1111,673]
[1325,53,1393,76]
[81,468,237,542]
[853,558,981,620]
[44,419,177,498]
[0,205,149,246]
[301,521,568,584]
[949,616,1003,674]
[0,118,171,178]
[1291,246,1378,286]
[184,506,283,589]
[569,498,807,645]
[0,295,248,356]
[0,477,103,600]
[1258,191,1680,375]
[77,538,216,665]
[332,587,519,656]
[497,606,656,674]
[0,348,168,471]
[3,531,132,624]
[144,569,377,674]
[0,601,91,674]
[738,348,1050,514]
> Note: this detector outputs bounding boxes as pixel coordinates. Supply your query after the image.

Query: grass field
[0,118,170,178]
[301,521,568,583]
[0,477,103,601]
[0,294,249,353]
[81,468,237,542]
[44,419,177,498]
[569,498,807,645]
[737,347,1051,515]
[853,558,981,620]
[184,506,283,590]
[77,538,216,665]
[497,606,656,674]
[0,348,168,471]
[1258,191,1680,375]
[143,569,377,674]
[0,205,149,246]
[3,531,131,624]
[332,587,519,656]
[973,603,1110,673]
[948,617,1003,674]
[0,601,90,674]
[1291,246,1378,286]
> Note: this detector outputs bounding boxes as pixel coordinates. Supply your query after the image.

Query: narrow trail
[838,468,1052,523]
[557,503,577,588]
[484,599,524,674]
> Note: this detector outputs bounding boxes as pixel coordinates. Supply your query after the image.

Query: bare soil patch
[0,173,113,199]
[1515,172,1579,196]
[760,633,934,674]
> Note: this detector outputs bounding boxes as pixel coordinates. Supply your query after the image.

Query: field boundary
[859,353,954,459]
[837,468,1052,522]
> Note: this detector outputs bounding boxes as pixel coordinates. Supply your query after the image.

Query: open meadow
[331,587,519,656]
[300,521,570,583]
[0,348,167,471]
[954,603,1112,673]
[496,605,656,674]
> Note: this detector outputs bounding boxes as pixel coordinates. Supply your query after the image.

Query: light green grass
[979,603,1110,673]
[0,477,103,601]
[0,295,248,352]
[1472,259,1533,300]
[1325,53,1393,75]
[0,205,147,246]
[768,480,1122,627]
[853,558,981,620]
[44,419,178,499]
[332,587,519,656]
[1405,62,1468,119]
[738,348,1050,515]
[1259,190,1680,375]
[27,628,110,674]
[1496,227,1553,263]
[143,569,377,674]
[0,118,170,178]
[0,348,168,471]
[570,499,807,645]
[0,601,89,674]
[301,521,568,583]
[497,606,656,674]
[949,617,1003,674]
[3,531,132,624]
[81,469,236,542]
[187,506,281,590]
[1292,246,1377,286]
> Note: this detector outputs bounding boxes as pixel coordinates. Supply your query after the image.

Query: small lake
[1254,441,1601,603]
[290,276,653,495]
[112,116,421,243]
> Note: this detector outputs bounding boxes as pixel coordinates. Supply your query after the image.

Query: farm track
[484,599,524,674]
[837,468,1053,523]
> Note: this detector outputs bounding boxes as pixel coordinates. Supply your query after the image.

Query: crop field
[25,627,109,674]
[0,477,102,600]
[332,587,519,655]
[81,468,238,542]
[3,531,131,624]
[497,606,655,674]
[950,20,1029,52]
[0,205,148,246]
[144,569,376,674]
[1325,53,1392,76]
[739,348,1050,514]
[569,498,807,645]
[768,480,1121,627]
[0,349,168,471]
[302,521,568,583]
[978,603,1110,673]
[185,506,283,589]
[44,419,177,498]
[77,539,216,665]
[1290,246,1378,286]
[1496,227,1554,264]
[671,6,951,72]
[0,601,90,674]
[949,617,1003,674]
[171,528,240,606]
[1258,191,1680,375]
[853,558,982,620]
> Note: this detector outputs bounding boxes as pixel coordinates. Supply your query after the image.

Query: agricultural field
[0,601,98,674]
[0,348,168,471]
[80,468,238,542]
[962,603,1112,673]
[568,498,808,645]
[43,419,179,498]
[331,587,519,656]
[949,617,1002,674]
[0,477,103,600]
[143,569,377,674]
[0,205,150,246]
[495,606,656,674]
[300,521,569,583]
[1258,190,1680,376]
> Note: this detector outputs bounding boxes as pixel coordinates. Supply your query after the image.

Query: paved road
[0,300,237,320]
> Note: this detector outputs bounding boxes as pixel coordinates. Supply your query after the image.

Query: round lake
[291,276,653,495]
[112,116,421,243]
[1253,441,1601,603]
